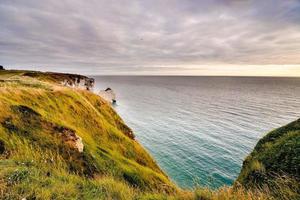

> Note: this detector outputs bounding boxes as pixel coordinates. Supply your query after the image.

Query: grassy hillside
[0,70,178,199]
[236,118,300,199]
[0,70,299,200]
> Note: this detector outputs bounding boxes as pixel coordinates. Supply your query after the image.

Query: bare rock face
[55,126,84,152]
[98,88,116,103]
[72,135,84,153]
[61,77,94,91]
[84,78,95,91]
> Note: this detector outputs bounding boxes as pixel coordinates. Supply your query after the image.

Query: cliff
[236,118,300,198]
[0,70,176,199]
[0,70,299,200]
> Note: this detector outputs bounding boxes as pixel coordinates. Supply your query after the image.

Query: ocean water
[93,76,300,189]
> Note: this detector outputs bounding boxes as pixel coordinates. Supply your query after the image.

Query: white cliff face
[98,88,116,103]
[78,79,86,89]
[61,77,94,91]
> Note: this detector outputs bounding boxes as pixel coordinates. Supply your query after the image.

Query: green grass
[236,119,300,186]
[236,119,300,199]
[0,70,299,200]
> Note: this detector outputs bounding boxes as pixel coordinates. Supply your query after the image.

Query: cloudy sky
[1,0,300,76]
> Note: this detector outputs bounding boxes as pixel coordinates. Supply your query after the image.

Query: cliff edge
[236,118,300,199]
[0,70,175,199]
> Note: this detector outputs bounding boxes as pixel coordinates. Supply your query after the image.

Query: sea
[93,76,300,189]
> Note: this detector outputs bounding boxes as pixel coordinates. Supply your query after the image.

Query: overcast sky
[1,0,300,76]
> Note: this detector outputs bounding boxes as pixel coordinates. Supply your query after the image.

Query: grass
[236,119,300,191]
[0,70,299,200]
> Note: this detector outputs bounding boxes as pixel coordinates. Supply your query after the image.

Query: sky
[1,0,300,76]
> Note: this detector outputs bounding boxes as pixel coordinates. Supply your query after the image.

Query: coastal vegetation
[0,70,299,199]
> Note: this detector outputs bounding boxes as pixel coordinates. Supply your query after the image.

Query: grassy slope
[0,70,177,199]
[0,70,298,200]
[236,118,300,199]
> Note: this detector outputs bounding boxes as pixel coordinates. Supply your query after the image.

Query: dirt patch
[54,126,84,152]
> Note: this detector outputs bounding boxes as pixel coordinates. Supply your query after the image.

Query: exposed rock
[98,88,116,103]
[62,77,94,91]
[62,79,75,87]
[55,126,84,152]
[0,66,4,70]
[124,129,135,140]
[22,71,95,91]
[74,136,84,152]
[84,78,95,91]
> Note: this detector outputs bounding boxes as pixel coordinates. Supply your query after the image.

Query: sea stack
[98,88,116,104]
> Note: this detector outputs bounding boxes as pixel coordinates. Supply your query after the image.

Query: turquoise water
[93,76,300,189]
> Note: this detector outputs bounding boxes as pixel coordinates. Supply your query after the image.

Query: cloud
[0,0,300,75]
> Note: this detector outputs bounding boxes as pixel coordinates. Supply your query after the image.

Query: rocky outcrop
[84,78,95,91]
[23,71,94,91]
[0,66,4,70]
[0,70,175,196]
[98,88,116,103]
[55,126,84,152]
[62,77,95,91]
